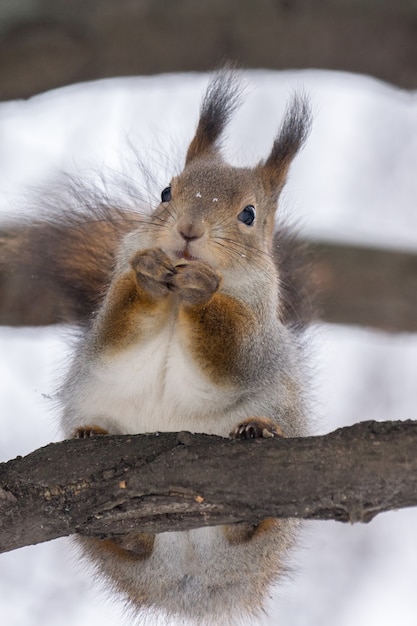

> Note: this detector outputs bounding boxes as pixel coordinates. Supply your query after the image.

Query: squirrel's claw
[230,417,284,440]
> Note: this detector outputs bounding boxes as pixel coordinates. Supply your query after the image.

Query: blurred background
[1,2,417,626]
[0,0,416,102]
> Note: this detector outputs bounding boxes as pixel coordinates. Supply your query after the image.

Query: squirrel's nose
[178,221,204,242]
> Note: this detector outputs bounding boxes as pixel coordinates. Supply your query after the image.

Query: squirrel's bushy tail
[0,203,141,326]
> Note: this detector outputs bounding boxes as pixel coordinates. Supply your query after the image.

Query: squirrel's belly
[75,330,239,436]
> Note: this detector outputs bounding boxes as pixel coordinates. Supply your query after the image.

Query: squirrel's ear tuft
[185,69,242,165]
[262,94,311,194]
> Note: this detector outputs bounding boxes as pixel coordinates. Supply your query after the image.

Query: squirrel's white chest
[74,327,237,436]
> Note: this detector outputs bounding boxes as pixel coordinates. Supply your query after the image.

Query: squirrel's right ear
[185,70,242,165]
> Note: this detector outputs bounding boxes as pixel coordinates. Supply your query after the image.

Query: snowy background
[1,69,417,625]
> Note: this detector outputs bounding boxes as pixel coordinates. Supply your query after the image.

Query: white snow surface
[1,69,417,625]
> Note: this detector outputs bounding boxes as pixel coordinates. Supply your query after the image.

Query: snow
[1,69,417,625]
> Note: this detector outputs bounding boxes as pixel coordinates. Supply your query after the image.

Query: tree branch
[1,420,417,555]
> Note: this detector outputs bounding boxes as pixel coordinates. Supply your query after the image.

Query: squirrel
[1,70,312,624]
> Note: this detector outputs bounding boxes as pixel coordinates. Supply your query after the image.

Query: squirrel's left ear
[185,70,242,165]
[261,95,311,195]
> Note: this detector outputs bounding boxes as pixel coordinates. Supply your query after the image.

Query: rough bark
[1,420,417,555]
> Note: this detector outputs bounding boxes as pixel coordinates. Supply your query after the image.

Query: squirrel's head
[150,70,311,273]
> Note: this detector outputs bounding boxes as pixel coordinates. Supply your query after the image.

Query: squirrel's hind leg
[72,424,155,563]
[224,417,284,544]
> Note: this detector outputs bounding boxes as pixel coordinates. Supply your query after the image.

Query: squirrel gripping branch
[2,70,312,624]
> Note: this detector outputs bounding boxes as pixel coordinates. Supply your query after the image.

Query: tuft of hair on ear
[263,94,312,192]
[185,68,243,164]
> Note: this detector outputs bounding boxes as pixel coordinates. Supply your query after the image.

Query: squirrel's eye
[161,186,172,203]
[238,205,256,226]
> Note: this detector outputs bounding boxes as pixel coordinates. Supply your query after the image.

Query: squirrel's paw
[73,425,109,438]
[171,261,220,306]
[230,417,284,440]
[130,248,176,299]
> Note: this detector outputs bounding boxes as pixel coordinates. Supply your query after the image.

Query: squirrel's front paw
[171,261,220,306]
[230,417,284,440]
[130,248,176,299]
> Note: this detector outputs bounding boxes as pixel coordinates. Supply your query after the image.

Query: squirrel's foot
[171,260,220,306]
[230,417,284,440]
[73,425,109,438]
[94,532,155,562]
[225,417,282,545]
[130,248,176,299]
